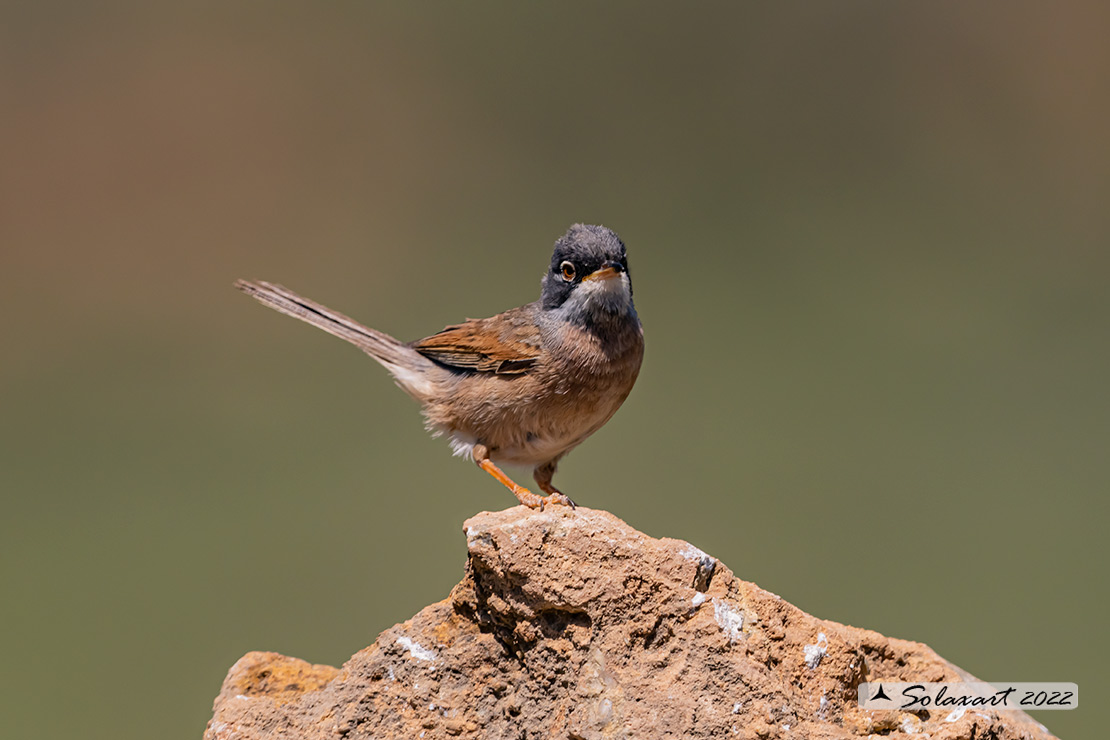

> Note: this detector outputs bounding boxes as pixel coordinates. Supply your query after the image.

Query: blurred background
[1,3,1105,738]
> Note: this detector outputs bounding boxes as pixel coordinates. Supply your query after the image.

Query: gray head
[540,225,634,321]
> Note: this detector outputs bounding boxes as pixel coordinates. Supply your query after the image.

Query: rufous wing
[411,306,542,375]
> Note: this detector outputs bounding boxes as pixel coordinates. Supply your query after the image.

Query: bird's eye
[560,261,576,282]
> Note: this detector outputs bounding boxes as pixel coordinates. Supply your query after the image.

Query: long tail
[235,280,437,397]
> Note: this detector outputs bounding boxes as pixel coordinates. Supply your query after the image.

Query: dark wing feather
[411,305,542,375]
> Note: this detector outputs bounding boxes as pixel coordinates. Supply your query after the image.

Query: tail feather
[235,280,436,395]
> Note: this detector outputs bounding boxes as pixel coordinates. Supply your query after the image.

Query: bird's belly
[492,428,591,467]
[445,407,609,466]
[440,380,629,467]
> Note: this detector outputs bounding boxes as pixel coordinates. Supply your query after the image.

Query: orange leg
[478,458,546,509]
[473,445,574,510]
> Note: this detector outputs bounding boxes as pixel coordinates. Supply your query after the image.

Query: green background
[2,4,1104,738]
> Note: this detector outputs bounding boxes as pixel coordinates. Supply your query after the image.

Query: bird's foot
[511,488,546,510]
[476,455,576,511]
[511,488,576,511]
[535,479,577,510]
[538,491,576,511]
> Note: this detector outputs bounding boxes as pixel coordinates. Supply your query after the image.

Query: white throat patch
[568,273,633,315]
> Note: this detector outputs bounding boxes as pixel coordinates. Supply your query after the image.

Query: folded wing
[412,305,542,375]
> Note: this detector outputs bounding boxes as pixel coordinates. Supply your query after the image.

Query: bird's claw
[539,492,576,511]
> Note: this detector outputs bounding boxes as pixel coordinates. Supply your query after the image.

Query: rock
[205,507,1057,739]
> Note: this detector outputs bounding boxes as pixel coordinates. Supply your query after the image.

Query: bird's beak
[582,261,625,282]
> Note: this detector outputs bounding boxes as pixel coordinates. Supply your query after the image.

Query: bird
[235,224,644,510]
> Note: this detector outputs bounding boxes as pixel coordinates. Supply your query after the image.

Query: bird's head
[540,224,634,322]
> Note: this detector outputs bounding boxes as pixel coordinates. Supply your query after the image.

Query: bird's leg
[472,444,546,509]
[533,460,577,510]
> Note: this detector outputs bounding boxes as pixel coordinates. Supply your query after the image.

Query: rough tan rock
[205,507,1057,739]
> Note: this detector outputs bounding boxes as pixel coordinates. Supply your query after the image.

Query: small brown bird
[236,224,644,509]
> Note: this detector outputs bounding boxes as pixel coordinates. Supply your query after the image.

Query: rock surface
[205,507,1057,739]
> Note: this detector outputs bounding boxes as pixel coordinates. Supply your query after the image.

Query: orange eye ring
[560,261,576,282]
